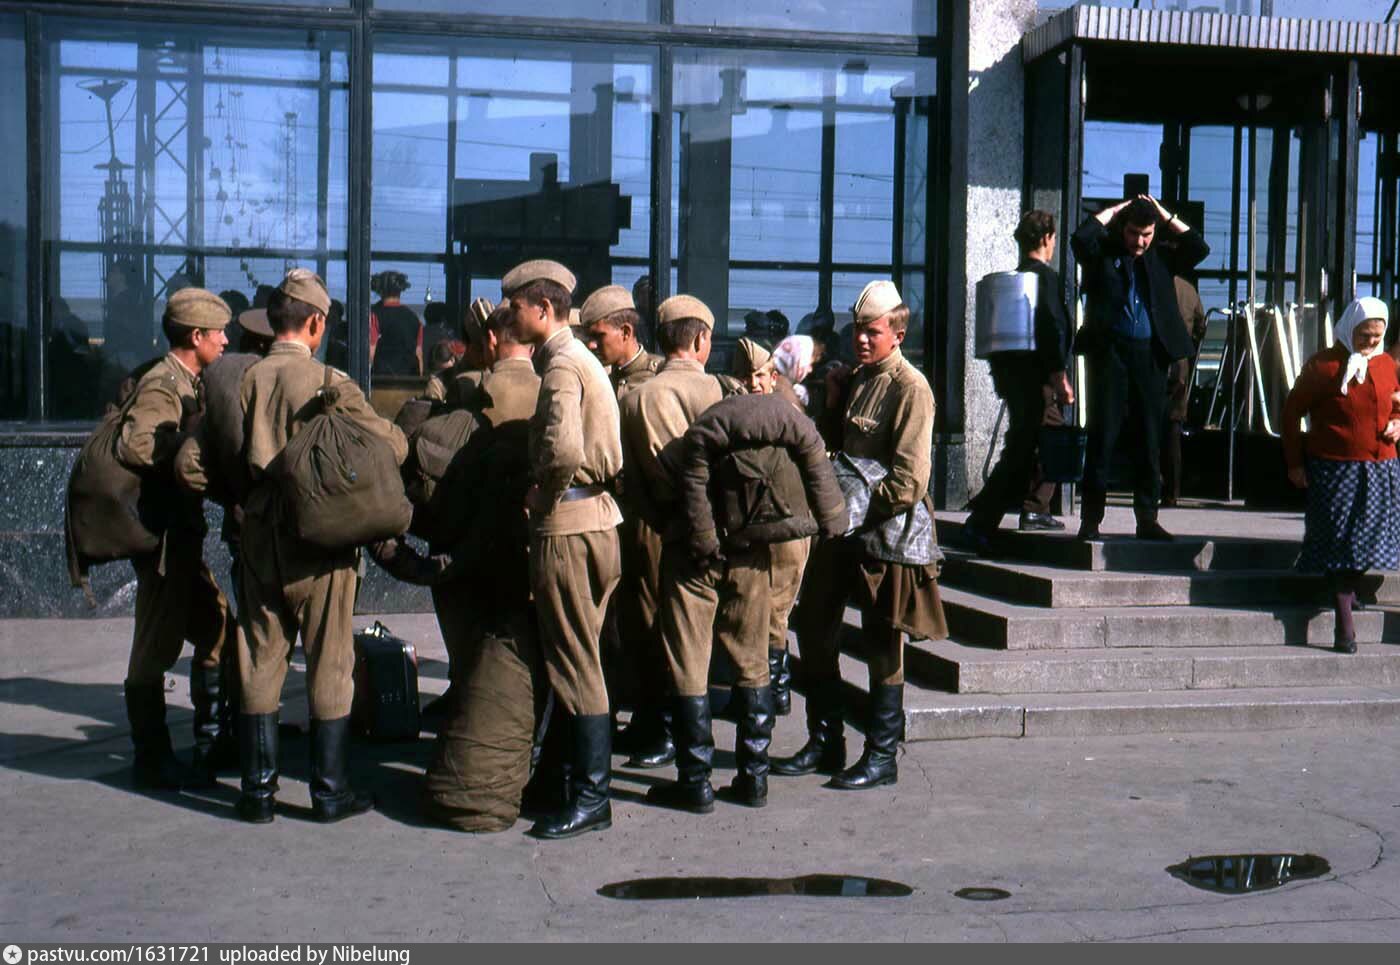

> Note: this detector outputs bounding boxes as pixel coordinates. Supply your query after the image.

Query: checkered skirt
[1296,456,1400,573]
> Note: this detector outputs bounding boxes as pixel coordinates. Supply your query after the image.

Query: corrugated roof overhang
[1023,5,1400,63]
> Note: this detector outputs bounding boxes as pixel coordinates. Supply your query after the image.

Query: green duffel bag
[276,367,413,551]
[403,407,479,547]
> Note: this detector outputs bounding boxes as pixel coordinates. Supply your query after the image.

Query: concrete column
[939,0,1038,508]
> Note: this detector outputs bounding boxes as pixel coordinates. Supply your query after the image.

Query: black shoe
[772,677,846,777]
[1077,524,1101,542]
[623,705,675,769]
[1334,636,1358,655]
[720,686,772,808]
[309,717,374,823]
[237,712,279,824]
[530,714,613,838]
[1135,521,1174,542]
[1019,512,1065,532]
[959,522,994,556]
[829,684,902,790]
[124,680,192,790]
[769,649,792,717]
[644,695,715,814]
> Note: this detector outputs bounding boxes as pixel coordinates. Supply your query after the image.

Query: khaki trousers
[793,540,905,687]
[531,527,621,717]
[661,543,772,698]
[610,515,668,706]
[237,543,359,721]
[766,537,812,653]
[128,539,232,686]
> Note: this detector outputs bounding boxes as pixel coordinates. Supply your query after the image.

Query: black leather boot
[769,649,792,716]
[830,684,902,790]
[723,686,773,808]
[237,712,279,823]
[124,679,191,790]
[645,695,715,814]
[521,707,572,820]
[189,664,226,784]
[623,703,676,769]
[771,676,846,776]
[309,716,374,823]
[530,714,613,839]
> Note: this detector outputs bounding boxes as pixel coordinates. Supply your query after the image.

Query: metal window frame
[0,0,945,430]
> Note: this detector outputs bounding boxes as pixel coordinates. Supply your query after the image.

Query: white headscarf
[1334,297,1390,395]
[772,335,817,407]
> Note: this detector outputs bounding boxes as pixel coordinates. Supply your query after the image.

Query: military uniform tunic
[118,353,233,686]
[610,348,663,400]
[237,341,408,721]
[528,327,624,717]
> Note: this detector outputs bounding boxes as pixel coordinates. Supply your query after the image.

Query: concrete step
[937,585,1400,650]
[916,639,1400,695]
[936,519,1298,572]
[898,684,1400,741]
[937,556,1400,609]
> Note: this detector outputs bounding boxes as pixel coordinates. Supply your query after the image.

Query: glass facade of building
[0,0,941,426]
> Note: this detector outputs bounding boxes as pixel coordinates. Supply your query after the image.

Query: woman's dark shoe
[1334,636,1358,655]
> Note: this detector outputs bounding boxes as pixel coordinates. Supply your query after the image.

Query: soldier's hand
[1385,419,1400,444]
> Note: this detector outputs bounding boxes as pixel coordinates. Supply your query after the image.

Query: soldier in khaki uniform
[615,296,726,772]
[236,269,409,824]
[582,285,663,399]
[117,288,235,789]
[424,297,493,409]
[775,280,947,789]
[730,337,812,717]
[504,259,624,840]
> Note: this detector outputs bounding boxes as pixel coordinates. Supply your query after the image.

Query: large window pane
[374,0,656,21]
[44,20,350,418]
[1039,0,1389,19]
[673,48,934,346]
[372,34,654,387]
[0,15,25,420]
[675,1,936,36]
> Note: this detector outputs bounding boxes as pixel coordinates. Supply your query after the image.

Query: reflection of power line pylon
[79,77,134,304]
[283,111,298,271]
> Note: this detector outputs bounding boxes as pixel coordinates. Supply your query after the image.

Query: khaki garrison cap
[732,337,775,378]
[463,297,495,345]
[656,294,714,330]
[501,259,576,296]
[852,280,903,325]
[238,308,274,339]
[278,268,331,315]
[579,285,634,326]
[163,288,231,331]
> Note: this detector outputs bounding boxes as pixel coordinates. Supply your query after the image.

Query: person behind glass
[369,270,423,376]
[1071,195,1209,541]
[1161,271,1207,507]
[1283,298,1400,655]
[962,210,1074,553]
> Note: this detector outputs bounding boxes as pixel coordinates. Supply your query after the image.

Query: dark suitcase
[352,621,421,741]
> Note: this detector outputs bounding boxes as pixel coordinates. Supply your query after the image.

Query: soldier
[115,288,235,790]
[425,297,493,409]
[649,388,846,813]
[774,280,947,789]
[172,307,275,779]
[581,284,663,399]
[503,259,624,840]
[615,296,727,771]
[236,268,408,824]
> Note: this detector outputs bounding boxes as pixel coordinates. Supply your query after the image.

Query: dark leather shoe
[719,774,768,808]
[1019,512,1065,532]
[1334,636,1358,655]
[1077,524,1101,542]
[959,523,994,556]
[1136,522,1174,541]
[625,731,676,769]
[124,680,192,791]
[646,780,716,814]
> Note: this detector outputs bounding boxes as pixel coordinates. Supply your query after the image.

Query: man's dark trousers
[1081,335,1167,528]
[968,356,1045,531]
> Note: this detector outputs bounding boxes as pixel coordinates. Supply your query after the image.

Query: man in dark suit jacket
[963,210,1074,553]
[1071,195,1210,541]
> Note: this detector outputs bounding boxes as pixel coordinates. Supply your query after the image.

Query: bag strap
[318,360,342,407]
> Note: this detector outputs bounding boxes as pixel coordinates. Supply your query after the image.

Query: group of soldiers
[94,257,945,839]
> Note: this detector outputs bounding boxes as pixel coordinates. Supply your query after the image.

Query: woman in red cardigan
[1283,297,1400,653]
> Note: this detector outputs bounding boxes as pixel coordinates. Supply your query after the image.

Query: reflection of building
[2,0,1400,617]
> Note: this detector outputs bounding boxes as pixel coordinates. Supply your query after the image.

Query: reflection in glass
[0,16,25,420]
[373,0,656,21]
[45,20,349,418]
[672,49,933,358]
[675,0,936,36]
[372,36,653,356]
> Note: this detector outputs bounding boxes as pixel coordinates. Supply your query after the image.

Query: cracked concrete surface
[4,614,1400,942]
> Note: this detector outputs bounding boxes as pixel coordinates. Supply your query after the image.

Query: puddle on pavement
[954,887,1011,901]
[598,874,913,900]
[1167,854,1330,894]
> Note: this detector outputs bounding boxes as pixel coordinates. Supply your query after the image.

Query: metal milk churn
[974,270,1038,358]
